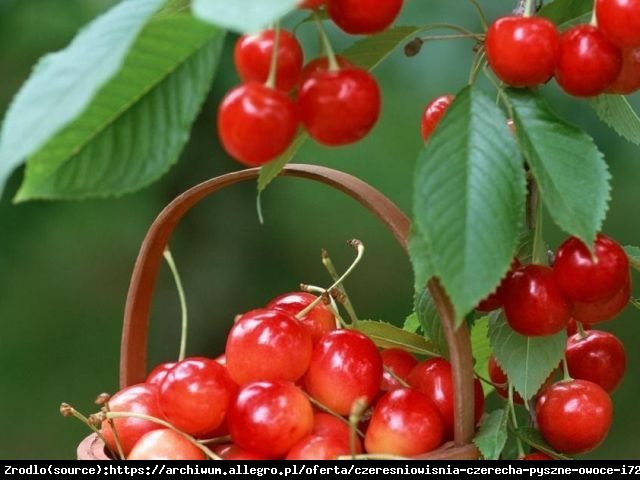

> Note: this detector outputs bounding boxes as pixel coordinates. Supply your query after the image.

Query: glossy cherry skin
[476,258,521,312]
[327,0,403,35]
[225,308,313,385]
[228,380,314,458]
[214,444,268,460]
[285,434,351,460]
[607,46,640,93]
[297,67,381,146]
[566,330,626,393]
[100,383,165,456]
[407,357,484,441]
[266,292,337,345]
[145,362,176,386]
[553,233,629,303]
[536,379,612,454]
[158,357,237,438]
[502,264,571,337]
[571,273,631,325]
[420,94,454,142]
[380,347,418,391]
[299,55,352,86]
[234,29,303,93]
[312,412,363,453]
[127,429,206,460]
[555,24,622,97]
[485,16,560,87]
[364,387,444,456]
[304,329,383,415]
[596,0,640,48]
[217,83,298,167]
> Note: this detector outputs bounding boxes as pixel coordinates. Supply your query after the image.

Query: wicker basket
[76,164,480,460]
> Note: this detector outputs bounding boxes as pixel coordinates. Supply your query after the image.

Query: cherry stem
[296,239,365,321]
[320,248,359,324]
[103,401,126,460]
[299,283,346,328]
[468,0,489,30]
[305,393,366,437]
[313,11,340,71]
[265,23,281,89]
[60,403,120,460]
[561,354,572,381]
[576,320,589,339]
[383,365,410,388]
[529,180,547,266]
[163,248,188,362]
[348,397,368,458]
[106,412,223,460]
[590,5,598,26]
[468,48,486,85]
[630,297,640,310]
[523,0,536,17]
[508,387,526,457]
[256,191,265,225]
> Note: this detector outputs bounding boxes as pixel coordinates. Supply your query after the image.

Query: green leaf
[403,312,421,334]
[192,0,299,33]
[488,313,565,401]
[354,320,437,357]
[341,25,423,70]
[539,0,593,28]
[408,223,435,294]
[473,407,509,460]
[514,427,574,460]
[470,316,492,396]
[414,287,446,357]
[256,26,422,192]
[15,14,225,200]
[0,0,165,199]
[624,245,640,271]
[590,95,640,145]
[507,89,610,249]
[412,85,526,326]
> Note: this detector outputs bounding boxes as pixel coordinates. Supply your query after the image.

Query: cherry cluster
[217,0,405,167]
[93,290,487,460]
[485,0,640,97]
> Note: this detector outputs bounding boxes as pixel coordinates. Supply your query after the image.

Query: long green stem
[314,12,339,71]
[523,0,536,17]
[265,23,281,89]
[300,284,346,328]
[321,249,359,324]
[508,387,525,458]
[468,0,489,30]
[60,404,120,460]
[163,249,188,361]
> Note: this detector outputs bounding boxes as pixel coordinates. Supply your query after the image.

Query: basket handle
[119,163,476,448]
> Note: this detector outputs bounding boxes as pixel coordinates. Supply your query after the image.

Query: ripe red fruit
[488,355,524,405]
[312,412,363,453]
[553,233,629,303]
[502,264,571,336]
[214,444,268,460]
[607,46,640,94]
[566,330,626,393]
[596,0,640,48]
[297,67,381,146]
[100,383,165,456]
[158,357,237,438]
[566,317,592,336]
[327,0,403,35]
[234,29,303,93]
[299,55,352,86]
[420,94,454,142]
[127,429,205,460]
[407,357,484,440]
[145,362,176,386]
[485,15,560,87]
[555,24,622,97]
[304,329,383,415]
[364,387,444,456]
[571,273,631,325]
[228,380,314,458]
[225,308,313,385]
[536,379,612,454]
[380,347,418,391]
[285,434,351,460]
[266,291,337,345]
[476,258,521,312]
[217,83,298,167]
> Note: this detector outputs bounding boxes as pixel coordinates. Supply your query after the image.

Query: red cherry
[364,387,444,456]
[555,24,622,97]
[476,258,521,312]
[100,383,165,456]
[234,29,303,93]
[553,233,629,303]
[228,380,314,458]
[407,357,484,441]
[266,292,337,345]
[502,264,571,337]
[304,329,383,416]
[536,379,612,454]
[158,357,237,438]
[225,308,313,385]
[299,55,352,87]
[488,355,524,405]
[297,67,381,146]
[380,347,418,391]
[214,444,268,460]
[571,273,631,325]
[217,83,298,167]
[285,434,351,460]
[607,46,640,93]
[420,94,454,142]
[485,15,560,87]
[312,412,363,453]
[127,429,205,460]
[596,0,640,48]
[566,317,592,336]
[566,330,626,393]
[519,452,554,460]
[327,0,403,35]
[145,362,176,386]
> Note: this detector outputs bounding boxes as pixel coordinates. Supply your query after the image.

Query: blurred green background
[1,0,638,460]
